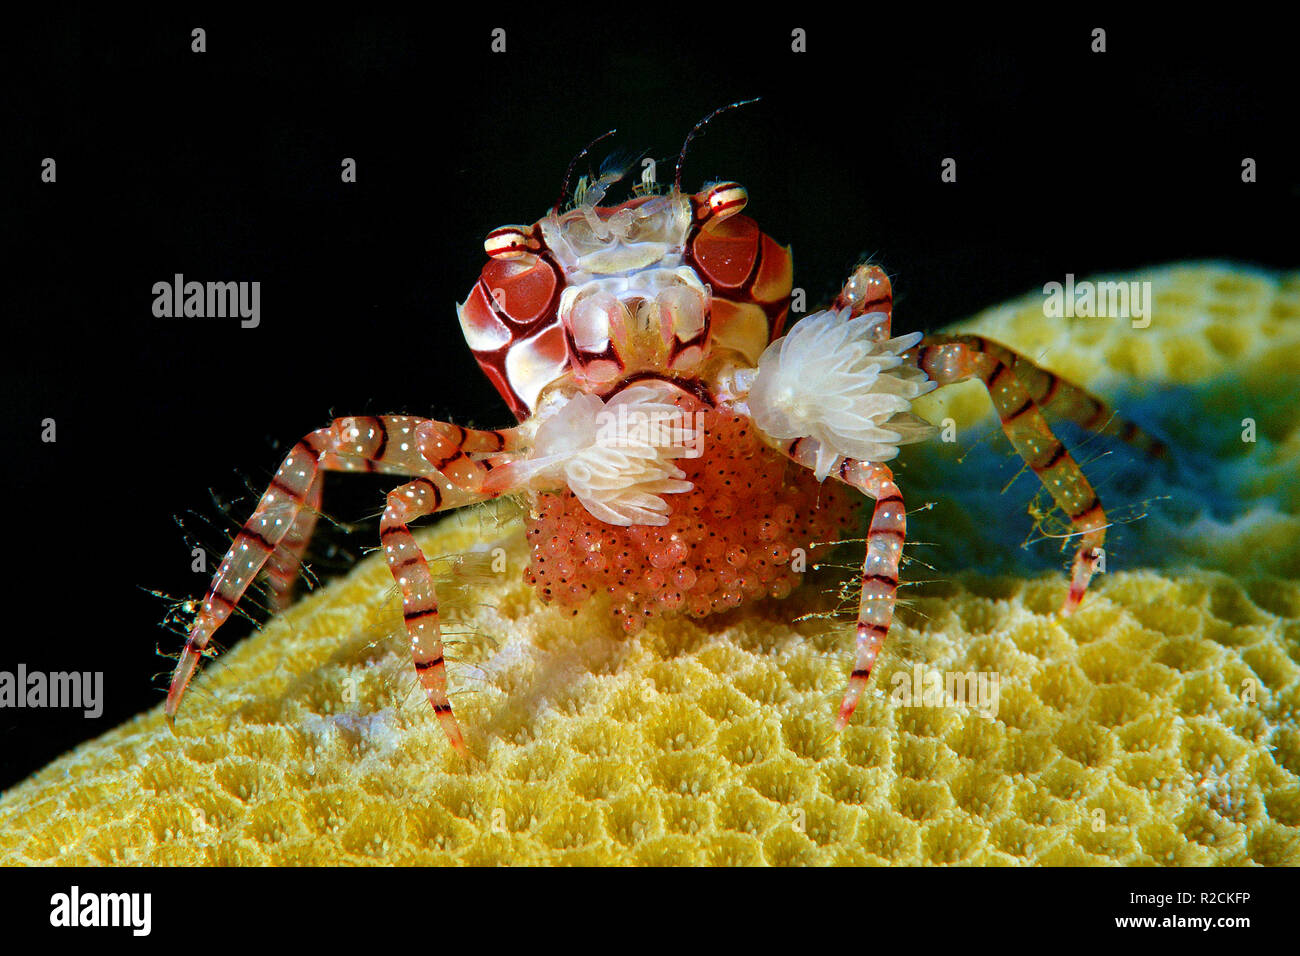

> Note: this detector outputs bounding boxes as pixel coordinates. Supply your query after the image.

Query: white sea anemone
[516,385,696,525]
[749,309,938,479]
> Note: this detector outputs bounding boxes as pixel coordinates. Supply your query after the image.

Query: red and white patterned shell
[457,188,793,420]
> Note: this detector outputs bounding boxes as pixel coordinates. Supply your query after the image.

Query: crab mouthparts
[560,284,710,381]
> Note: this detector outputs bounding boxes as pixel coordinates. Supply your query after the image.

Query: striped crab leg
[910,337,1108,613]
[263,474,323,612]
[750,267,907,727]
[380,476,474,754]
[931,333,1168,458]
[166,415,520,750]
[767,265,1162,726]
[262,420,518,612]
[378,420,528,756]
[833,262,895,338]
[780,439,907,730]
[836,265,1165,457]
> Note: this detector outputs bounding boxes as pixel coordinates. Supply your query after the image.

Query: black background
[2,8,1294,790]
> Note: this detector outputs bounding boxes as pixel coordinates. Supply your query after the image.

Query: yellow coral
[2,263,1298,865]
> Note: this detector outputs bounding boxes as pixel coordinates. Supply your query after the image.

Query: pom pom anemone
[749,309,939,479]
[511,384,697,527]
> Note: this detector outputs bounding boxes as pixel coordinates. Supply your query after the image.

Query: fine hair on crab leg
[380,477,482,757]
[834,460,908,729]
[263,474,323,612]
[935,334,1169,459]
[911,337,1109,613]
[832,270,1166,457]
[781,441,907,729]
[165,415,520,730]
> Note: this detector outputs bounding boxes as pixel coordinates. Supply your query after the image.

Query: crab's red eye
[484,225,537,260]
[705,182,748,223]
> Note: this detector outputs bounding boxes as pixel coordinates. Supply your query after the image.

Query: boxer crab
[166,117,1163,757]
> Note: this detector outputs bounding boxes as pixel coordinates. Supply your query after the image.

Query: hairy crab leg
[927,333,1167,458]
[166,415,520,732]
[911,338,1107,613]
[833,459,907,729]
[380,420,532,756]
[834,266,1166,458]
[264,474,323,612]
[766,266,1158,724]
[747,267,907,727]
[779,440,907,729]
[381,477,479,756]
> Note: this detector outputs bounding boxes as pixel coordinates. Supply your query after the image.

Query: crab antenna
[553,129,618,214]
[674,97,760,192]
